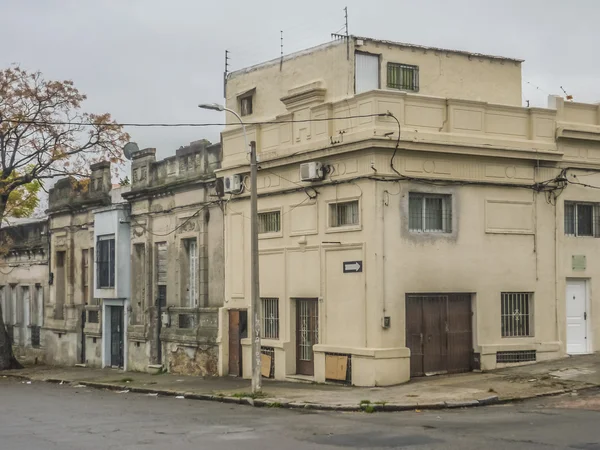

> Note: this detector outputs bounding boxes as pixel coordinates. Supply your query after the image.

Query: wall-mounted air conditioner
[224,174,242,194]
[299,162,323,182]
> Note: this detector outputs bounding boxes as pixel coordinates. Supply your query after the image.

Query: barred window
[261,298,279,339]
[387,63,419,91]
[96,235,115,288]
[329,200,359,228]
[409,193,452,233]
[501,292,532,337]
[258,211,281,234]
[564,202,600,237]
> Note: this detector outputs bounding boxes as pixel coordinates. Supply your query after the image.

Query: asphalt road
[1,377,599,449]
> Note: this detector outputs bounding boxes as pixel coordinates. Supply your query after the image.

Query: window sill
[326,225,362,234]
[258,232,283,240]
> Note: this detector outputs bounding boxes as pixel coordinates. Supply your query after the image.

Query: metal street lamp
[198,103,262,393]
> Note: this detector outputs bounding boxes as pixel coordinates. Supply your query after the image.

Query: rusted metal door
[446,294,473,374]
[228,310,247,376]
[296,299,319,376]
[406,294,472,377]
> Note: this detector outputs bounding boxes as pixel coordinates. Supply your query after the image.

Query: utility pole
[250,140,262,394]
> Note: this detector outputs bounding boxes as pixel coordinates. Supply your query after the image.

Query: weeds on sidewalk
[231,391,268,399]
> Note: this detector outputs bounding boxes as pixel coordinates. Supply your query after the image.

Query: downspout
[381,187,387,327]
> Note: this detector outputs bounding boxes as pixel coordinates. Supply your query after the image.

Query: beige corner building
[218,36,600,386]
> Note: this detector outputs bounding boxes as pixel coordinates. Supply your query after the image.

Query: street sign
[343,261,362,273]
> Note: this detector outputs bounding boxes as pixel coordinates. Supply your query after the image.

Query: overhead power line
[1,113,389,128]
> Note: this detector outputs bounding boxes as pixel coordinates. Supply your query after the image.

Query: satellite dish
[123,142,139,160]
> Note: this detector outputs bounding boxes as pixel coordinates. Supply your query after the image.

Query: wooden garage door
[406,294,472,377]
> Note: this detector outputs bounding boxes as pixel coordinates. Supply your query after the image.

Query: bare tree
[0,66,128,370]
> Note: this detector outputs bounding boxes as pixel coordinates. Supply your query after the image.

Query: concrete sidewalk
[3,353,600,412]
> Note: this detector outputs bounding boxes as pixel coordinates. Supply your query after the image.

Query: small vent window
[88,310,99,324]
[387,63,419,91]
[501,292,532,337]
[329,200,359,228]
[240,96,253,116]
[258,211,281,234]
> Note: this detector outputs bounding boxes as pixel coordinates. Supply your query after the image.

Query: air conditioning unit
[299,162,323,182]
[224,174,242,194]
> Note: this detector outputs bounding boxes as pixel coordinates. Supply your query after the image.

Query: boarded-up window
[355,52,379,94]
[156,242,167,286]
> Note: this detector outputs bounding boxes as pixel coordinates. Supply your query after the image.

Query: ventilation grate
[496,350,536,364]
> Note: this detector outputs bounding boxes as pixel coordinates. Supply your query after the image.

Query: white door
[566,280,588,354]
[355,52,379,94]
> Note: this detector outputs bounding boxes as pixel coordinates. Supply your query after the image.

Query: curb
[2,372,596,413]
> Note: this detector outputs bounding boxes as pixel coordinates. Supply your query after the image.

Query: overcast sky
[1,0,597,157]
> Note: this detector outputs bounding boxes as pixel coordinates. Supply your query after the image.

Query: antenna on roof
[223,49,230,98]
[280,31,283,72]
[344,6,349,60]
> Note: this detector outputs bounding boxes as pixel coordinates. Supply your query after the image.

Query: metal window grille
[298,299,318,362]
[387,62,419,91]
[96,236,115,288]
[258,211,281,234]
[156,242,167,285]
[31,325,41,348]
[409,193,452,232]
[501,292,532,337]
[178,313,196,329]
[261,346,275,378]
[564,202,600,237]
[88,310,99,324]
[240,96,253,116]
[184,239,198,307]
[330,200,359,227]
[325,352,352,384]
[496,350,536,363]
[261,298,279,339]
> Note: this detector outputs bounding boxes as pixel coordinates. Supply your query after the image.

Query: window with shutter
[156,242,167,286]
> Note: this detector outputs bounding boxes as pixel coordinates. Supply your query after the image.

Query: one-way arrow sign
[343,261,363,273]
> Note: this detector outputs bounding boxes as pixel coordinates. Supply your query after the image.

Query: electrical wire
[129,203,216,237]
[1,113,389,129]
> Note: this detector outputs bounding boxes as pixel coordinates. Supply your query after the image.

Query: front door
[110,306,124,367]
[228,310,247,376]
[296,299,319,376]
[566,280,588,354]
